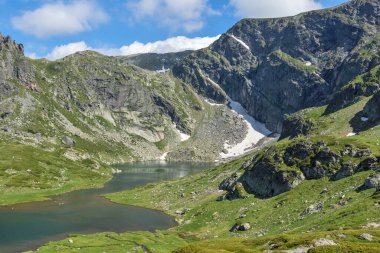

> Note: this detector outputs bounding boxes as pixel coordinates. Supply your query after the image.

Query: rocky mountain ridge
[0,46,253,163]
[173,0,380,132]
[117,51,192,71]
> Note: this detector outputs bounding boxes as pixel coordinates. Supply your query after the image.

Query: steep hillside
[0,35,263,205]
[32,52,380,251]
[173,0,380,132]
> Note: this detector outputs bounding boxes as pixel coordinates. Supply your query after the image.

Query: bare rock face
[62,136,76,148]
[0,33,36,99]
[219,172,240,191]
[364,173,380,189]
[239,155,305,198]
[331,161,356,181]
[362,90,380,124]
[173,0,380,133]
[220,139,379,199]
[281,115,314,139]
[301,149,341,180]
[230,222,251,232]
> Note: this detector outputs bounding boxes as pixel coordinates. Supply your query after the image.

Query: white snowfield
[174,124,191,141]
[179,131,191,141]
[347,132,356,137]
[159,152,168,161]
[200,75,273,160]
[220,99,272,159]
[228,34,251,51]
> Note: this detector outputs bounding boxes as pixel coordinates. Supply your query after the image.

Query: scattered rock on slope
[62,136,76,147]
[364,173,380,189]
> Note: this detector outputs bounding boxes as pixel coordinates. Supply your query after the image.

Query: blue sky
[0,0,349,59]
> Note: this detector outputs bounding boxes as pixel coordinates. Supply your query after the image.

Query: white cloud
[43,35,220,60]
[46,41,90,60]
[25,52,38,59]
[11,1,108,37]
[127,0,219,32]
[230,0,322,18]
[118,35,220,55]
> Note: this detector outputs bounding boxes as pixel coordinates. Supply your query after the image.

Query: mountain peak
[0,33,24,54]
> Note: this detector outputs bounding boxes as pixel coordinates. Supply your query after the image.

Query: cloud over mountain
[230,0,322,18]
[44,35,220,60]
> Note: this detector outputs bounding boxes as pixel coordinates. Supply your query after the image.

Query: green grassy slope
[29,64,380,252]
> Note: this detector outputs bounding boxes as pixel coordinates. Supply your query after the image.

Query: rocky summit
[173,0,380,132]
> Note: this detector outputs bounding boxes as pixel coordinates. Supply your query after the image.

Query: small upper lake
[0,162,210,253]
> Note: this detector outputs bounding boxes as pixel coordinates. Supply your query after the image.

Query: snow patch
[159,152,168,161]
[196,74,272,159]
[347,132,356,137]
[305,61,312,66]
[174,125,191,141]
[228,34,251,51]
[179,132,191,141]
[220,99,272,159]
[206,99,223,106]
[361,117,369,122]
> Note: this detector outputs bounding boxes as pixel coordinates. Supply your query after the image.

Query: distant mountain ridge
[117,51,192,71]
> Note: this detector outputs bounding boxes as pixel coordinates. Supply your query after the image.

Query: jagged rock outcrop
[222,139,379,198]
[325,65,380,114]
[331,161,356,181]
[219,172,240,191]
[364,173,380,189]
[0,37,249,162]
[280,115,314,139]
[230,222,251,232]
[0,33,36,100]
[173,0,380,133]
[238,149,305,198]
[239,163,305,198]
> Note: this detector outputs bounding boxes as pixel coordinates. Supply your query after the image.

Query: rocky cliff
[173,0,380,132]
[0,33,36,99]
[0,44,248,163]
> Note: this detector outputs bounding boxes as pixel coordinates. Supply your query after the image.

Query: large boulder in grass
[239,157,305,198]
[364,174,380,189]
[62,136,76,147]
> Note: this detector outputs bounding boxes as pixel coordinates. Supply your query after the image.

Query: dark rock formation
[222,139,379,199]
[173,0,380,133]
[0,33,36,99]
[219,172,240,191]
[357,157,379,171]
[331,161,357,181]
[283,141,313,166]
[362,90,380,124]
[281,115,314,139]
[364,173,380,189]
[230,222,251,232]
[62,136,76,147]
[239,155,305,198]
[326,69,380,114]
